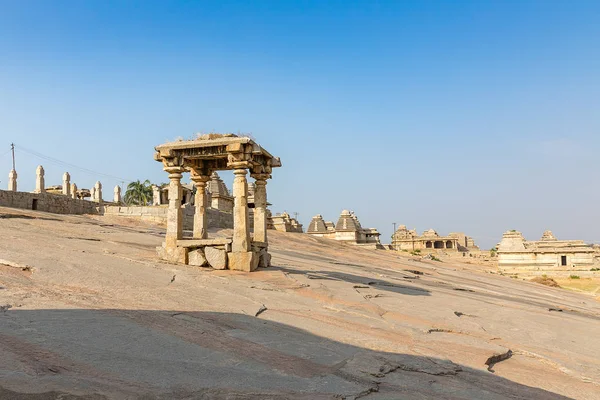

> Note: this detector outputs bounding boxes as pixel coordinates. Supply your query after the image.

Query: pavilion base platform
[157,238,270,272]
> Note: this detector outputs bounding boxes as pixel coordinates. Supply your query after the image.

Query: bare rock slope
[0,207,599,399]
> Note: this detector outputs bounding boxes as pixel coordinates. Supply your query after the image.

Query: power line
[14,143,135,184]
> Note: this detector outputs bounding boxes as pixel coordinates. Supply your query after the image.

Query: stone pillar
[94,181,102,202]
[34,165,45,193]
[190,173,210,239]
[90,187,96,202]
[62,172,70,196]
[251,174,269,244]
[95,181,104,214]
[232,168,250,252]
[152,184,161,205]
[71,183,78,199]
[114,185,121,204]
[165,167,184,248]
[8,169,17,192]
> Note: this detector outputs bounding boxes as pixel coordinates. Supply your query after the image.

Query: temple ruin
[497,230,599,275]
[306,210,381,248]
[1,166,103,214]
[391,225,479,252]
[153,134,281,272]
[271,212,303,233]
[151,171,233,211]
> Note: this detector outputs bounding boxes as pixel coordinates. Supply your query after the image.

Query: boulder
[188,248,207,267]
[205,246,228,270]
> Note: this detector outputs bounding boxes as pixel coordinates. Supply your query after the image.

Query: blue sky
[1,0,599,248]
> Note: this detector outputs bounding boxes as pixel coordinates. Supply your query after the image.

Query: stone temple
[306,210,381,248]
[153,133,281,272]
[496,230,599,275]
[391,225,478,252]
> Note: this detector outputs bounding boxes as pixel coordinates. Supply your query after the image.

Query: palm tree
[124,179,153,206]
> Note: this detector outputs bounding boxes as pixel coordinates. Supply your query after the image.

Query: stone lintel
[177,238,232,248]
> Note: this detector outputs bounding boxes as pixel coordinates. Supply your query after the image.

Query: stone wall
[498,252,595,272]
[0,189,98,215]
[104,204,234,230]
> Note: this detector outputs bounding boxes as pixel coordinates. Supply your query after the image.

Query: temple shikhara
[306,210,382,248]
[153,134,281,272]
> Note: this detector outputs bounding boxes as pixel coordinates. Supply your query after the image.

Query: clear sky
[1,1,599,248]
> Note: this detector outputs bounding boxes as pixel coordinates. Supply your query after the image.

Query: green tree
[124,179,153,206]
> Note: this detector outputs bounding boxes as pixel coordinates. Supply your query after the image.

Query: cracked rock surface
[0,208,599,399]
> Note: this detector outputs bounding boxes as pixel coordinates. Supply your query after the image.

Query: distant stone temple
[497,230,598,274]
[306,210,381,248]
[151,172,232,211]
[391,225,478,252]
[271,212,303,233]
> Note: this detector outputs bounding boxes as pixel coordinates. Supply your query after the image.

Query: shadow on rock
[0,309,570,399]
[272,265,431,297]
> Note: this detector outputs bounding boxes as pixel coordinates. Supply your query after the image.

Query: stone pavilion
[154,134,281,272]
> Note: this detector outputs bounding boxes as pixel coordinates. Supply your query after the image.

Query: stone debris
[404,269,424,275]
[485,349,513,372]
[170,275,176,283]
[364,294,384,299]
[454,311,476,318]
[427,328,454,334]
[249,285,281,292]
[0,304,12,313]
[255,304,267,317]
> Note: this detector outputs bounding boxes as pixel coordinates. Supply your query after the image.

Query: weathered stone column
[8,169,17,192]
[152,184,160,205]
[34,166,45,193]
[251,174,269,244]
[113,185,121,203]
[232,168,250,252]
[94,181,102,202]
[62,172,71,196]
[95,181,104,214]
[164,167,184,248]
[71,183,78,199]
[90,187,96,202]
[190,173,210,239]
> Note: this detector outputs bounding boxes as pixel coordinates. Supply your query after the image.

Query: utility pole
[11,143,15,170]
[294,212,299,221]
[392,222,397,250]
